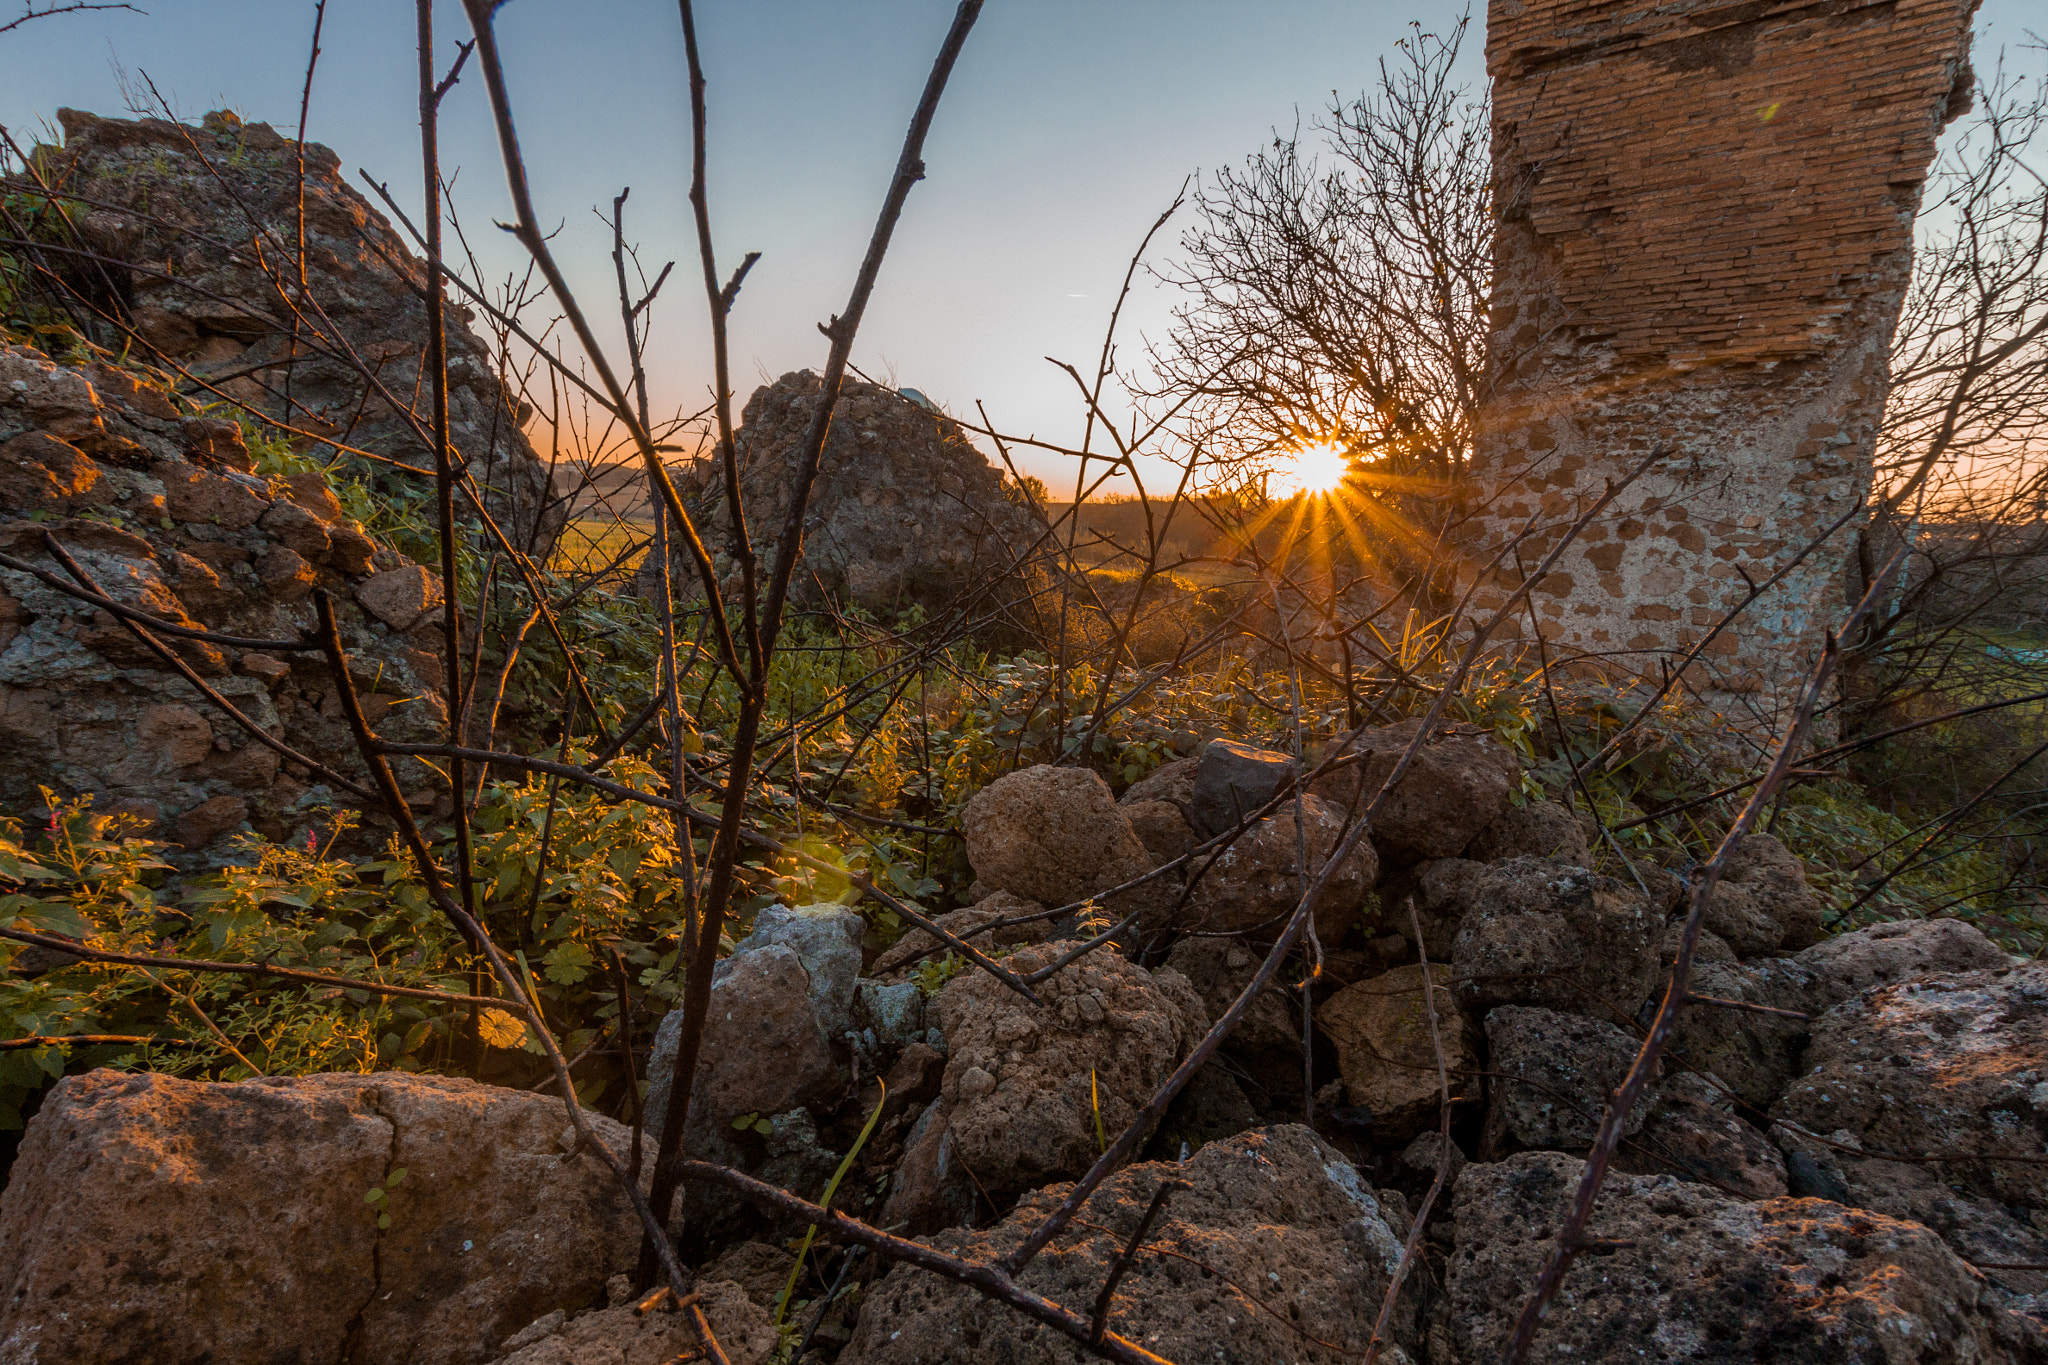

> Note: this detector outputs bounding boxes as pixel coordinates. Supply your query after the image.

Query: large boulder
[1449,857,1661,1016]
[1670,918,2010,1112]
[1792,916,2009,1003]
[1701,832,1828,956]
[1448,1151,2025,1363]
[1318,963,1481,1144]
[931,939,1207,1201]
[0,346,446,860]
[959,765,1160,920]
[42,109,560,552]
[0,1071,642,1365]
[1772,963,2048,1213]
[1182,793,1376,941]
[1769,1127,2048,1301]
[1310,718,1518,863]
[676,372,1047,621]
[843,1126,1417,1365]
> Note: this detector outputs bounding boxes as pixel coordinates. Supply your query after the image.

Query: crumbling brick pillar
[1468,0,1977,713]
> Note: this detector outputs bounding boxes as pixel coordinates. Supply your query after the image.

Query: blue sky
[2,1,2040,485]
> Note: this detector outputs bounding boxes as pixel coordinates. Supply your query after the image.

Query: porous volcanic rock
[43,109,560,551]
[1448,1151,2020,1364]
[932,939,1207,1200]
[959,765,1162,920]
[1482,1005,1648,1155]
[1466,797,1593,864]
[1773,963,2048,1212]
[1310,718,1518,863]
[1793,915,2010,1002]
[843,1126,1417,1365]
[1160,935,1300,1092]
[487,1281,774,1365]
[1613,1074,1788,1200]
[0,1071,643,1365]
[1768,1135,2048,1300]
[1449,857,1661,1016]
[868,889,1053,979]
[1702,831,1829,957]
[1670,918,2012,1111]
[1383,855,1485,961]
[1318,963,1481,1144]
[1667,956,1820,1110]
[676,372,1046,621]
[0,344,449,860]
[1183,792,1376,940]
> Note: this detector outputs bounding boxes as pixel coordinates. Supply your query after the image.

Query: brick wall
[1469,0,1977,713]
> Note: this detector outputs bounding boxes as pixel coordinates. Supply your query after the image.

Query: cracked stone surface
[0,1070,644,1365]
[844,1126,1417,1365]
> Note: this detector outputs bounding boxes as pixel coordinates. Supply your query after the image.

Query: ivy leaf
[476,1008,527,1050]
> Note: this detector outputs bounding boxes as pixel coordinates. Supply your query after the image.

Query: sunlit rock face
[41,108,562,557]
[1466,0,1977,714]
[672,371,1050,629]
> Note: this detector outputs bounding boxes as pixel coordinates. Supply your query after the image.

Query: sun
[1270,441,1351,497]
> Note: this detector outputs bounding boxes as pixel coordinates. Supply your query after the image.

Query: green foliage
[0,765,699,1128]
[362,1166,408,1231]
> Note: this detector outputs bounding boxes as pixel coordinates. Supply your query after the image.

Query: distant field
[551,514,655,579]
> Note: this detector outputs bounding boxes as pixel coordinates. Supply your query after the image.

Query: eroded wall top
[1490,0,1976,368]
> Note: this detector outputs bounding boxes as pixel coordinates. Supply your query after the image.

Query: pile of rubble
[2,726,2044,1363]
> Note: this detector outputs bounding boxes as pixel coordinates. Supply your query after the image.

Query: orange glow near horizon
[1269,441,1351,497]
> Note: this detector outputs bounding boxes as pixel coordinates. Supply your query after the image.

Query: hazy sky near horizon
[2,1,2042,487]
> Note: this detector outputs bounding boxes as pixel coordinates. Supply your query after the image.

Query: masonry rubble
[4,714,2045,1361]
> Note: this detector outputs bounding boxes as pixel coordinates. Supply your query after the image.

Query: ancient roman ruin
[1468,0,1980,707]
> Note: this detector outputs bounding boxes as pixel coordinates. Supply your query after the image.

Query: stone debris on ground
[843,1126,1418,1365]
[931,939,1208,1201]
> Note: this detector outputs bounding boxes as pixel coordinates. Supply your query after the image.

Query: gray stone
[853,978,930,1057]
[1448,1151,2016,1364]
[1466,799,1592,865]
[1186,737,1300,837]
[846,1127,1417,1365]
[1449,857,1660,1016]
[644,945,841,1150]
[1482,1005,1648,1155]
[725,902,864,1040]
[1310,719,1519,862]
[1772,963,2048,1212]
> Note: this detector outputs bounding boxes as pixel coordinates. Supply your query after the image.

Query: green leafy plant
[362,1166,409,1231]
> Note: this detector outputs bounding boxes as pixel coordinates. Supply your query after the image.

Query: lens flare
[1270,442,1350,497]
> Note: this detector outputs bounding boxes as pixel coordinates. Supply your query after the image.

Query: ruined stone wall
[1470,0,1978,713]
